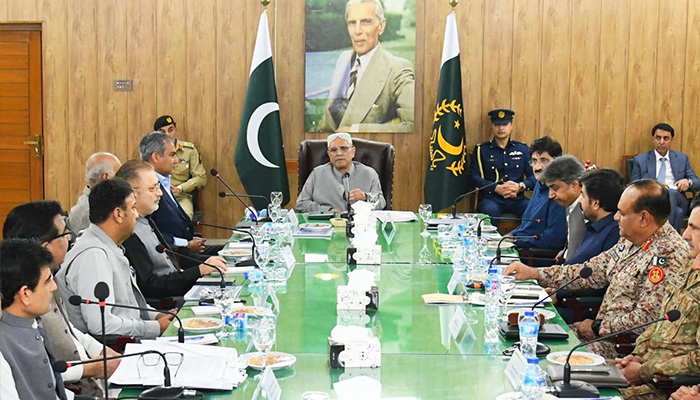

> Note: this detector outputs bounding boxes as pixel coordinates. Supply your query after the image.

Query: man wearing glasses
[507,137,567,254]
[631,123,700,233]
[295,132,385,212]
[3,201,120,397]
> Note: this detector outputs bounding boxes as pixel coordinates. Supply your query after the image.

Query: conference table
[119,214,620,399]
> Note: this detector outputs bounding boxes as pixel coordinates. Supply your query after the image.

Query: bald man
[67,152,122,235]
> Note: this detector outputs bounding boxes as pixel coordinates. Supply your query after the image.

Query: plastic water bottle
[519,310,540,360]
[520,358,546,400]
[483,268,501,344]
[485,268,500,300]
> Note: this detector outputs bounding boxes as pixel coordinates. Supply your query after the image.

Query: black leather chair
[297,138,395,209]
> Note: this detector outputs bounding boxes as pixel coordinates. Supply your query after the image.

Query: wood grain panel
[96,0,128,157]
[155,0,187,128]
[0,70,28,83]
[0,56,28,69]
[0,83,27,96]
[512,0,542,146]
[655,0,687,137]
[596,0,630,169]
[625,0,658,157]
[0,111,28,124]
[0,176,29,190]
[0,163,28,175]
[0,43,28,56]
[0,97,29,110]
[459,1,485,146]
[540,0,570,147]
[0,124,27,136]
[0,149,27,163]
[0,189,30,203]
[682,0,700,171]
[6,0,37,21]
[481,0,513,123]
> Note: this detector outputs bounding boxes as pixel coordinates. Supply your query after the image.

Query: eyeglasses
[137,352,184,379]
[46,230,73,242]
[328,145,353,154]
[529,158,553,166]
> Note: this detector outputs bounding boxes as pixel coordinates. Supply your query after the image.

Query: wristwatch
[591,319,602,337]
[518,182,526,193]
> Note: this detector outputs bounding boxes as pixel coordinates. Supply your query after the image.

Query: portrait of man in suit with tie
[314,0,415,133]
[631,123,700,232]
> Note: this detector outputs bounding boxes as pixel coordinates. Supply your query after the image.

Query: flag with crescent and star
[423,11,469,211]
[234,11,290,209]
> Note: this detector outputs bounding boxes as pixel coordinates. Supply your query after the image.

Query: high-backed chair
[297,138,395,210]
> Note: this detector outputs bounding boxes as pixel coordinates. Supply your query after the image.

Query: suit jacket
[150,183,195,245]
[318,44,414,133]
[631,149,700,191]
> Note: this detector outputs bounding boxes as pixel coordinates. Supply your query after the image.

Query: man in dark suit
[631,123,700,232]
[140,131,222,255]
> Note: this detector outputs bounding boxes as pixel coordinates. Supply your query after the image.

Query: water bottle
[519,310,540,360]
[483,268,501,344]
[485,268,500,300]
[520,358,546,400]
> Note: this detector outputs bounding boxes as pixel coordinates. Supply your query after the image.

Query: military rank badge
[653,256,668,267]
[648,266,665,285]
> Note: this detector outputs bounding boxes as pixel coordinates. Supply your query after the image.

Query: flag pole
[449,0,459,10]
[261,0,270,7]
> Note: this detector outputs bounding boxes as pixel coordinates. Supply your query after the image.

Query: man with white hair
[67,152,122,235]
[295,132,385,212]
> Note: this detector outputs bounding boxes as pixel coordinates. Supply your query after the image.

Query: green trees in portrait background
[305,0,414,52]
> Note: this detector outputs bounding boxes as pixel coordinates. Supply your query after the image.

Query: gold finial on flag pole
[449,0,459,10]
[261,0,270,8]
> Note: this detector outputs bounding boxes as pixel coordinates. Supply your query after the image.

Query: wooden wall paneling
[539,0,570,147]
[27,30,42,198]
[460,1,484,148]
[215,0,243,230]
[625,0,658,157]
[96,0,128,158]
[682,0,700,169]
[126,0,157,160]
[185,0,217,237]
[511,0,542,146]
[7,0,37,21]
[567,0,600,161]
[0,1,6,21]
[481,0,513,141]
[595,0,630,170]
[38,0,69,204]
[66,0,98,205]
[655,0,687,138]
[156,0,187,132]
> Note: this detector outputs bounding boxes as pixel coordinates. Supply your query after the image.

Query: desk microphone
[218,191,269,206]
[450,178,507,218]
[495,235,540,262]
[52,350,185,399]
[69,294,185,344]
[476,216,541,237]
[155,243,227,288]
[211,169,270,223]
[194,221,258,268]
[528,266,592,311]
[95,282,110,400]
[554,309,680,398]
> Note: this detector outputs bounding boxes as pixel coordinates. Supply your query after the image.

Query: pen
[184,335,205,341]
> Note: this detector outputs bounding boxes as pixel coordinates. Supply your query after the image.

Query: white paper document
[373,210,418,222]
[109,341,246,389]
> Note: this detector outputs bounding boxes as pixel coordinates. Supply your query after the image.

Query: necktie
[657,157,667,183]
[347,57,360,99]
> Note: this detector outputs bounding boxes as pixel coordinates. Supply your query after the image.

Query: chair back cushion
[297,138,395,209]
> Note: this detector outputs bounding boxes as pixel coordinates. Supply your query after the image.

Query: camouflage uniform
[538,221,689,358]
[620,262,700,400]
[171,139,206,219]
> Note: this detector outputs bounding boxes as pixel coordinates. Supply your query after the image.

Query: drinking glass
[269,204,282,223]
[367,192,380,210]
[250,224,265,245]
[253,316,277,376]
[418,203,432,237]
[499,275,516,320]
[270,191,283,208]
[212,288,237,338]
[254,244,271,269]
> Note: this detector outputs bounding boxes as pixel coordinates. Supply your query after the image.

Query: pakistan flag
[235,11,290,210]
[423,12,469,212]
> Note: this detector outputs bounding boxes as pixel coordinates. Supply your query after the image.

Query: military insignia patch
[618,244,625,252]
[654,256,668,267]
[648,266,665,285]
[498,111,505,118]
[166,117,173,123]
[611,251,620,262]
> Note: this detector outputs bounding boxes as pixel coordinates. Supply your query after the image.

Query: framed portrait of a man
[305,0,416,133]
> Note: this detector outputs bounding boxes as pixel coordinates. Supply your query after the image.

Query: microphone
[70,294,185,344]
[155,244,226,288]
[94,281,110,400]
[476,216,542,237]
[495,235,540,261]
[210,169,269,223]
[554,309,681,398]
[218,191,269,205]
[451,178,508,218]
[342,172,352,217]
[194,221,257,268]
[528,266,592,311]
[52,350,184,399]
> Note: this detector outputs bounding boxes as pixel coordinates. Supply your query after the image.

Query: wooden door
[0,29,43,238]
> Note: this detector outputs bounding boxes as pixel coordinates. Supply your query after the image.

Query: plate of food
[298,222,333,232]
[229,305,274,316]
[218,248,252,263]
[480,225,498,233]
[240,352,296,371]
[176,317,223,333]
[546,351,605,366]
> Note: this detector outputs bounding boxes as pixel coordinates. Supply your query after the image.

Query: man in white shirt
[3,200,121,396]
[631,123,700,232]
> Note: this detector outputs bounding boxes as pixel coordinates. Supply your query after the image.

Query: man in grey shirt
[296,132,385,212]
[57,179,174,339]
[67,152,121,236]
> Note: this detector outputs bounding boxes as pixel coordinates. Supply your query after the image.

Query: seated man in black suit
[116,160,226,306]
[139,131,223,255]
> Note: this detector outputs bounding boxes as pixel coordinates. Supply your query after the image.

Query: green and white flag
[424,12,468,212]
[235,11,290,210]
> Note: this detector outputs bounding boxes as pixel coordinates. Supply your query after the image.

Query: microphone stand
[476,216,542,237]
[70,295,185,344]
[195,221,258,268]
[94,282,110,400]
[210,169,270,223]
[155,243,227,289]
[451,179,506,218]
[495,235,540,262]
[554,310,680,398]
[529,266,593,311]
[218,191,270,205]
